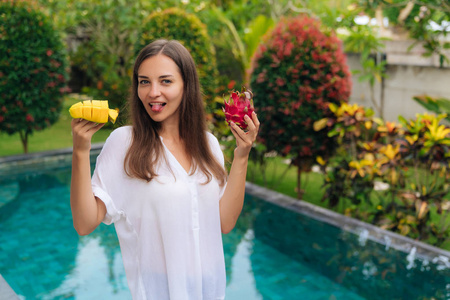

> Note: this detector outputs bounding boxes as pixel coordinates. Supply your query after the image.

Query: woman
[70,39,259,300]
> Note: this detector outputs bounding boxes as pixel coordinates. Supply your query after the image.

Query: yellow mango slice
[69,100,119,124]
[82,106,92,120]
[108,108,119,124]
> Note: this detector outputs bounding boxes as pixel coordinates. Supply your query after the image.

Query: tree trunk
[19,131,28,153]
[380,61,386,120]
[297,166,302,199]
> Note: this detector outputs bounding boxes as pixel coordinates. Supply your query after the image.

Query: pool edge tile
[0,274,20,300]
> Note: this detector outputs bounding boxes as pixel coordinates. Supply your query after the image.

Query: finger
[71,118,87,133]
[77,119,102,131]
[72,119,104,137]
[251,111,260,130]
[72,118,90,129]
[246,112,260,131]
[71,118,82,127]
[85,122,105,133]
[92,122,105,131]
[244,115,256,132]
[242,114,259,141]
[230,122,246,141]
[231,123,254,149]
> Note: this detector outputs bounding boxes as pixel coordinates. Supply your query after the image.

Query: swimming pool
[0,150,449,299]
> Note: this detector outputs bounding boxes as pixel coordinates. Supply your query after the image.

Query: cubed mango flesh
[69,100,119,124]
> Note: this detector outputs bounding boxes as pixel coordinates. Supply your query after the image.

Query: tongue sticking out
[151,103,165,112]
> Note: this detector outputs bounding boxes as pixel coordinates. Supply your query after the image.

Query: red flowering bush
[249,15,352,197]
[0,1,69,153]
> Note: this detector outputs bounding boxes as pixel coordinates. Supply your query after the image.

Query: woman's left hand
[229,111,260,158]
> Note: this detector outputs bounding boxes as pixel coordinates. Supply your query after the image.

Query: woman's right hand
[71,119,104,152]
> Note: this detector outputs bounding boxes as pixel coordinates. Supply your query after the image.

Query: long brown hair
[124,39,227,186]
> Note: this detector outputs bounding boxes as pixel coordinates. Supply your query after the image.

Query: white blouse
[91,126,227,300]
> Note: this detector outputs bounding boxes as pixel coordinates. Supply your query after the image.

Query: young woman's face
[137,54,184,125]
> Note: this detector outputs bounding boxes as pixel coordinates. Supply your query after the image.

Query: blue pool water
[0,152,449,299]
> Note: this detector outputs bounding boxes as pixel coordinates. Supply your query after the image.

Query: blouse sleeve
[91,127,131,225]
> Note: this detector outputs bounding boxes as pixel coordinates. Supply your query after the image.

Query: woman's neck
[159,122,181,143]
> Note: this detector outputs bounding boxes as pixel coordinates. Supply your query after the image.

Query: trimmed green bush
[69,0,143,124]
[0,1,69,153]
[137,7,219,117]
[249,15,352,198]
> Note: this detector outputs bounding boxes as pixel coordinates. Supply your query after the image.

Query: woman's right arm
[70,118,107,236]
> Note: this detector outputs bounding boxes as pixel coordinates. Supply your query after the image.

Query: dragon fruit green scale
[223,86,255,130]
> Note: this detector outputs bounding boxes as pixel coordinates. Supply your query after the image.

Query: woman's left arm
[220,111,260,234]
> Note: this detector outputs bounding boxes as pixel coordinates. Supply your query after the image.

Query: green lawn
[0,95,114,157]
[247,157,325,206]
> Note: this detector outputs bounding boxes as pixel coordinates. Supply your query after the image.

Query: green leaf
[243,14,274,64]
[413,95,440,113]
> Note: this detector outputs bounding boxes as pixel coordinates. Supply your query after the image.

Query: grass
[247,156,326,206]
[0,94,114,157]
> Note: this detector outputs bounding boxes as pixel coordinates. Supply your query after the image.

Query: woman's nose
[149,84,161,98]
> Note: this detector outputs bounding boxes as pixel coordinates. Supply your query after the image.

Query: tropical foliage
[315,103,450,246]
[0,0,69,153]
[249,15,352,198]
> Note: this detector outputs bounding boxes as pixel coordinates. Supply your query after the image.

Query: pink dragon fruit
[223,86,254,130]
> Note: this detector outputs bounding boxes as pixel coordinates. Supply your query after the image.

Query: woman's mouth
[150,102,166,112]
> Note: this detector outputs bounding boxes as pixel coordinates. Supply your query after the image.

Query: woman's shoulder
[205,131,223,153]
[107,126,132,141]
[205,131,220,144]
[102,125,132,151]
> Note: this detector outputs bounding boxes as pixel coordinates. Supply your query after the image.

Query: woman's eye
[139,80,149,85]
[162,79,172,84]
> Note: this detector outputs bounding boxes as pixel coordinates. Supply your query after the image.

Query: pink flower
[26,114,34,122]
[227,80,236,90]
[50,60,61,68]
[46,49,53,56]
[292,101,301,110]
[59,86,71,94]
[256,71,267,83]
[301,146,312,156]
[282,144,292,155]
[276,77,286,87]
[284,42,294,56]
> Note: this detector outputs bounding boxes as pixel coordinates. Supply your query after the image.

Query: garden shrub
[314,103,450,248]
[249,15,352,198]
[69,0,143,124]
[0,0,70,153]
[136,8,219,127]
